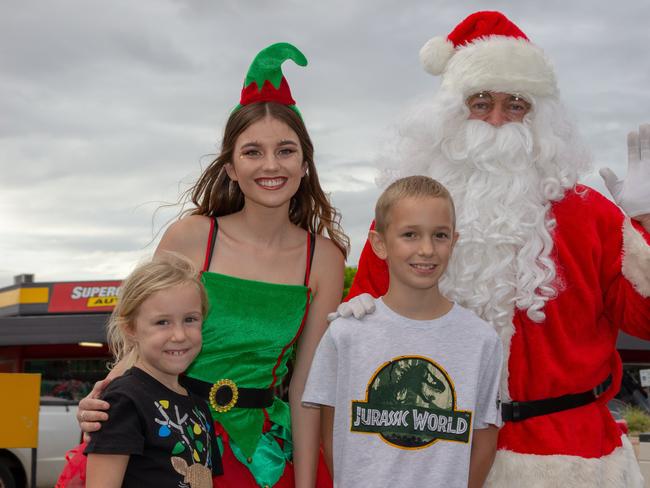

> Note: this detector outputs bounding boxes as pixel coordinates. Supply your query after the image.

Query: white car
[0,397,81,488]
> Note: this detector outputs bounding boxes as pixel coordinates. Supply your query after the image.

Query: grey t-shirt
[303,298,502,488]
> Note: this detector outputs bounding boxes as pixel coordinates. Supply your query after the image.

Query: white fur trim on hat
[622,218,650,297]
[485,437,644,488]
[419,36,455,75]
[440,36,558,98]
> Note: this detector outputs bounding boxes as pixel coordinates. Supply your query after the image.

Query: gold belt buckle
[209,379,239,413]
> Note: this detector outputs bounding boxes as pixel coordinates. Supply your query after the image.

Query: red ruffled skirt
[56,426,332,488]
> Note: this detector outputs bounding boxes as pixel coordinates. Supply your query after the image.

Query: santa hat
[419,11,557,98]
[234,42,308,118]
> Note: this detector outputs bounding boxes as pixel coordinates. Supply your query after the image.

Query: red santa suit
[349,11,650,488]
[349,187,650,485]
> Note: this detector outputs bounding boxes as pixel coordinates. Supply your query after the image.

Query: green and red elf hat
[233,42,308,119]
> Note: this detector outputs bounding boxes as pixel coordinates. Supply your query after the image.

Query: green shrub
[623,406,650,434]
[343,266,357,299]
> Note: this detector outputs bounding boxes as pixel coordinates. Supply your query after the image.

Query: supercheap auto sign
[48,281,122,313]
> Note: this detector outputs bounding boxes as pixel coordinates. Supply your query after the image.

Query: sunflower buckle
[209,379,239,413]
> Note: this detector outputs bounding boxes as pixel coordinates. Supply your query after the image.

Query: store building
[0,274,119,400]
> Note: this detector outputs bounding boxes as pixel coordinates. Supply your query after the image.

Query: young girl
[76,43,348,488]
[84,254,222,488]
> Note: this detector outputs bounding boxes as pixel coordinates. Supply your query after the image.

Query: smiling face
[128,282,203,390]
[225,115,306,210]
[370,196,458,294]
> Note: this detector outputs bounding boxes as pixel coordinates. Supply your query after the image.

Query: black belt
[182,376,274,413]
[501,380,607,422]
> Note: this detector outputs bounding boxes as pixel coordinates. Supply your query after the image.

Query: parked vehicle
[0,397,80,488]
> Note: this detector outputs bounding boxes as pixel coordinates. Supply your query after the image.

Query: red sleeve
[605,215,650,338]
[580,188,650,338]
[345,221,390,301]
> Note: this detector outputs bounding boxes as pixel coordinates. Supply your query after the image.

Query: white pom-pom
[419,36,455,76]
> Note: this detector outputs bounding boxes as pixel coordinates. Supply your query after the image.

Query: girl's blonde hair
[106,253,208,369]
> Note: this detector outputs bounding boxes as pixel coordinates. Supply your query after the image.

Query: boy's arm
[321,405,334,476]
[86,453,129,488]
[468,425,499,488]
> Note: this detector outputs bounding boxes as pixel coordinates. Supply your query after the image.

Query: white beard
[379,92,591,332]
[433,120,558,334]
[378,92,592,399]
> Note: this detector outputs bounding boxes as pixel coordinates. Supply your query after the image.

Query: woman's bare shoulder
[155,215,212,268]
[311,235,345,278]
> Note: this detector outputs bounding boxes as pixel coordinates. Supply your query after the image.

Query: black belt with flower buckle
[182,376,274,414]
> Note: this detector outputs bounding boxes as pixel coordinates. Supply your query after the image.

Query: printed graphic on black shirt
[154,398,213,488]
[351,355,472,449]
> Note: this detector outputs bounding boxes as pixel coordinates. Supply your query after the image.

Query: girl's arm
[86,454,129,488]
[289,236,344,488]
[468,425,499,488]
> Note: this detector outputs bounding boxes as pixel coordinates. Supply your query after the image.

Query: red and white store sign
[48,281,122,313]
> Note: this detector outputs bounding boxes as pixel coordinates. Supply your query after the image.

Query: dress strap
[304,232,316,286]
[202,217,218,272]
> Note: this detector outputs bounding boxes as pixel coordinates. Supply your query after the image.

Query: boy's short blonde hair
[106,252,208,369]
[375,176,456,233]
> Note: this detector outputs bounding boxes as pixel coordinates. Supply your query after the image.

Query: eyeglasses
[466,92,531,121]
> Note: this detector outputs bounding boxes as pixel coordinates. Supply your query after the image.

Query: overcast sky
[1,0,649,286]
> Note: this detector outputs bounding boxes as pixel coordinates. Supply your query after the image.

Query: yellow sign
[0,373,41,448]
[0,287,49,308]
[87,296,118,307]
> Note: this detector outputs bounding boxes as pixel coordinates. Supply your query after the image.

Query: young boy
[302,176,502,487]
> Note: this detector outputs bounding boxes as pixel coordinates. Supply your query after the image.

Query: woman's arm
[468,425,499,488]
[321,406,334,477]
[289,236,344,488]
[78,215,210,434]
[86,454,129,488]
[77,355,128,434]
[154,214,210,267]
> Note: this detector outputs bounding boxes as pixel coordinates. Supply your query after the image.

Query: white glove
[327,293,376,322]
[599,124,650,218]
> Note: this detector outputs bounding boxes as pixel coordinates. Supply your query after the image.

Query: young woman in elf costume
[64,43,347,488]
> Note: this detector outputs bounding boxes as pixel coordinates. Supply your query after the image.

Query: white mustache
[442,120,535,174]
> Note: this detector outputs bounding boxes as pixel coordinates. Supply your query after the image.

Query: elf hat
[234,42,308,118]
[419,11,557,98]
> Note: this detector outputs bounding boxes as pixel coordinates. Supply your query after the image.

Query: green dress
[185,218,315,487]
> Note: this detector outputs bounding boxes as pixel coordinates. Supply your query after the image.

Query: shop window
[24,358,108,401]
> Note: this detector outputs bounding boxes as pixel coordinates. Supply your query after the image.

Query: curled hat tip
[245,42,308,90]
[264,42,308,67]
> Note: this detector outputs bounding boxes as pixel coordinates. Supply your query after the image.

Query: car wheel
[0,463,16,488]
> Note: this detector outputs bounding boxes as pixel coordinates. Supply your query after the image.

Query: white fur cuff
[486,436,643,488]
[622,218,650,297]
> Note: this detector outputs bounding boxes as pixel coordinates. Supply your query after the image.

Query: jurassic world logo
[351,356,472,449]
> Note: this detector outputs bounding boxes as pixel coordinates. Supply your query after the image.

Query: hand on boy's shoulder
[326,297,378,340]
[327,293,376,323]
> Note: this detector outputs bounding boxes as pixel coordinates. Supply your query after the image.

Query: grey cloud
[1,0,648,284]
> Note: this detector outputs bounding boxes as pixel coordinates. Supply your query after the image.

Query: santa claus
[343,11,650,487]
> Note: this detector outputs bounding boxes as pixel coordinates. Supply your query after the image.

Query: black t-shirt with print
[85,367,222,488]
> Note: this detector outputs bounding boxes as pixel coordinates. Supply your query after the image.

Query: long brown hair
[186,102,349,258]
